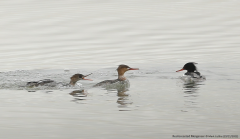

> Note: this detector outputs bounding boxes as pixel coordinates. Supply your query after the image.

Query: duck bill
[82,78,93,81]
[176,69,184,72]
[129,68,139,70]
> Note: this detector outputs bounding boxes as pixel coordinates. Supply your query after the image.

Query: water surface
[0,0,240,139]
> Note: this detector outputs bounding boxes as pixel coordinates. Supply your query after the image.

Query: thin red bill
[83,78,93,81]
[129,68,139,70]
[176,69,184,72]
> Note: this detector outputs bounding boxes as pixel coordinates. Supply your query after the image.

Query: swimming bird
[94,64,139,87]
[27,73,92,87]
[176,62,203,79]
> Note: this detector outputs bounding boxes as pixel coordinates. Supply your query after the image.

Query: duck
[27,73,92,87]
[176,62,204,79]
[94,64,139,87]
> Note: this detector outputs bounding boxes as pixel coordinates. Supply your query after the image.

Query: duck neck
[118,72,127,81]
[117,69,127,81]
[187,69,195,73]
[69,81,76,86]
[118,75,126,81]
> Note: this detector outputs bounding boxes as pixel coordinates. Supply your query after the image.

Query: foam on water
[0,69,89,90]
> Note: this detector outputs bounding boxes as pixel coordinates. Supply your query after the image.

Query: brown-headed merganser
[94,64,139,87]
[176,62,204,79]
[27,73,92,87]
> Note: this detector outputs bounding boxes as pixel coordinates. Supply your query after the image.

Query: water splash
[0,70,87,90]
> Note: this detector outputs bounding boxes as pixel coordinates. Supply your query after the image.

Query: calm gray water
[0,1,240,139]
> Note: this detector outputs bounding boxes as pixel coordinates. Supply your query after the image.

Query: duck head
[176,62,197,73]
[117,64,139,80]
[70,73,92,86]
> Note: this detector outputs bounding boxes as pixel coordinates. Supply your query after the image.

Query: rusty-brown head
[69,73,92,86]
[117,64,139,77]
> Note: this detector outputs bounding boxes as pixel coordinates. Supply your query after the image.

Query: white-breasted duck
[94,64,139,87]
[176,62,203,79]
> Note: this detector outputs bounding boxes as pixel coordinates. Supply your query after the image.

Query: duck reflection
[69,89,88,103]
[181,82,202,112]
[116,88,133,108]
[106,87,132,109]
[183,82,199,94]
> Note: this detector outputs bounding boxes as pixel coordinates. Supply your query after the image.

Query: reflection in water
[181,82,203,112]
[116,88,133,108]
[183,83,200,94]
[69,89,87,103]
[106,87,133,110]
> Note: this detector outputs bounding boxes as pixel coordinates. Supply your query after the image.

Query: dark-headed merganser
[27,73,92,87]
[176,62,204,79]
[94,64,139,87]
